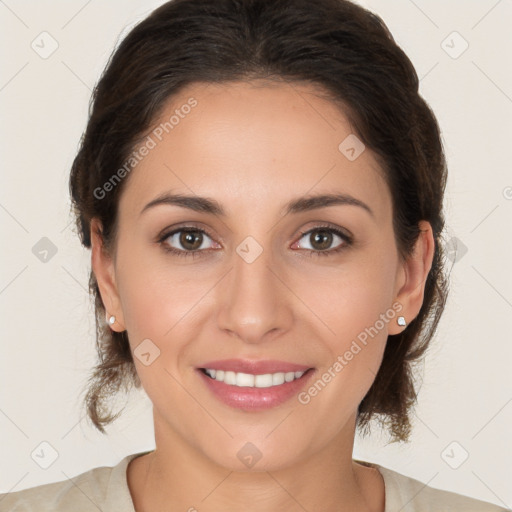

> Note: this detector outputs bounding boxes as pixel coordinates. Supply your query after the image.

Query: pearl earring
[106,313,116,325]
[397,316,406,327]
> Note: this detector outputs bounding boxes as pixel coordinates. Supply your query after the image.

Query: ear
[388,220,435,335]
[90,217,125,332]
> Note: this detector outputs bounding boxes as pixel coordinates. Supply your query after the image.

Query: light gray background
[1,0,511,507]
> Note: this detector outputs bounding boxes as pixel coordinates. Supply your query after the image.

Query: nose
[215,242,294,345]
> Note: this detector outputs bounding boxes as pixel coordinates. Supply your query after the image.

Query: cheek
[116,262,203,399]
[115,244,216,374]
[115,233,189,328]
[294,247,397,397]
[297,248,397,342]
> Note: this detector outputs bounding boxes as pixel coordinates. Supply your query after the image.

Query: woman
[0,0,507,510]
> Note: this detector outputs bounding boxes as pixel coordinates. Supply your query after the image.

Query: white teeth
[272,373,285,386]
[224,371,237,385]
[285,372,295,382]
[203,368,307,388]
[255,374,273,388]
[236,372,255,387]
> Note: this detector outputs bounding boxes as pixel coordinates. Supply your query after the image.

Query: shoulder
[0,453,139,512]
[0,466,112,512]
[375,463,510,512]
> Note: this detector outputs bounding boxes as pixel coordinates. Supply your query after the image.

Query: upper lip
[198,359,313,374]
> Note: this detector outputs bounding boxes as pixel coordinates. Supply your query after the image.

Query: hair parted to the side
[69,0,449,441]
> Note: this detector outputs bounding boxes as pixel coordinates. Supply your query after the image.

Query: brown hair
[69,0,449,442]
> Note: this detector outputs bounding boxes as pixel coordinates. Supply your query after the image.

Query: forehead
[119,80,391,222]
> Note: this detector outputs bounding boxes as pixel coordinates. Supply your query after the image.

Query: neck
[127,411,384,512]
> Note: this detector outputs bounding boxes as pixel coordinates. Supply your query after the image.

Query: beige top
[0,451,508,511]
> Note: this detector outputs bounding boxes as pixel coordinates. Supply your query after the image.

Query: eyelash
[157,224,353,259]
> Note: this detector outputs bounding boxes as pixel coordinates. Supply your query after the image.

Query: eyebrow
[139,192,374,219]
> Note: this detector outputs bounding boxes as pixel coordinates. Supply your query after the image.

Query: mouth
[199,367,314,388]
[196,364,316,411]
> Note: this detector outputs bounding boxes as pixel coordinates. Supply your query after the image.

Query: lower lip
[197,368,315,411]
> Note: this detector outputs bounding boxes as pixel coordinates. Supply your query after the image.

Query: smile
[201,368,308,388]
[197,367,315,410]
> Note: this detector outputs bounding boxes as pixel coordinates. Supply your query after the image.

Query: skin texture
[91,80,434,512]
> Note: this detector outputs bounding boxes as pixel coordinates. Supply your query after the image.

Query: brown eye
[308,230,334,251]
[178,230,204,251]
[160,228,216,256]
[296,228,349,252]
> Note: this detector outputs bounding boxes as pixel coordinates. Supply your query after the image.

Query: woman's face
[93,80,430,471]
